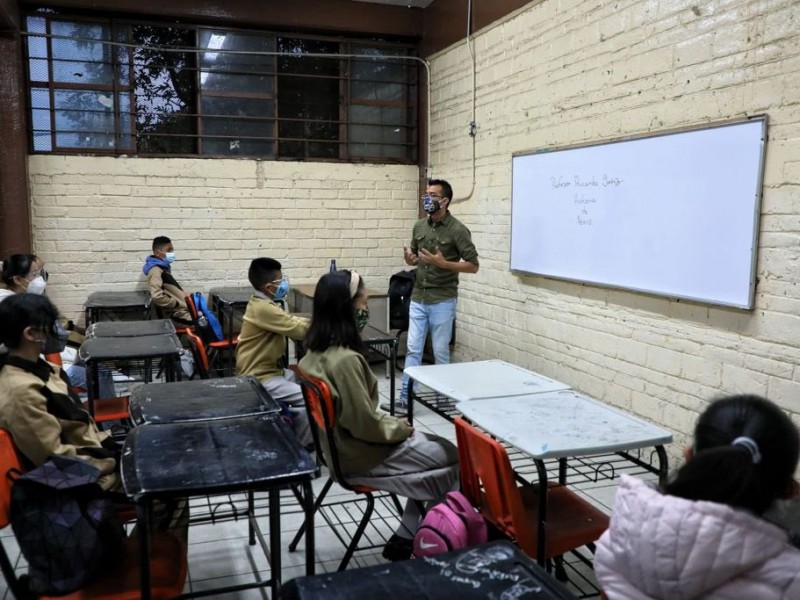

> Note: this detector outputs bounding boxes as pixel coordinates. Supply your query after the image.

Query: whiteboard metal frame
[509,115,768,310]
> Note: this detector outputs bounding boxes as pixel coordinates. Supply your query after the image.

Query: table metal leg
[534,459,548,567]
[269,489,282,598]
[408,379,415,424]
[138,501,153,600]
[303,480,315,576]
[389,340,397,413]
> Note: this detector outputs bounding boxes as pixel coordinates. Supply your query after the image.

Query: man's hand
[419,247,447,268]
[403,245,419,266]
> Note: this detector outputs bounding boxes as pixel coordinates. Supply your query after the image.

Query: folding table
[403,359,570,422]
[129,375,281,425]
[281,540,576,599]
[122,414,318,599]
[84,290,152,326]
[457,390,673,565]
[209,286,253,343]
[85,318,175,338]
[78,333,183,417]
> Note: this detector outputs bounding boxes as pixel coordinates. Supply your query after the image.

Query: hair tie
[349,271,360,299]
[731,436,762,464]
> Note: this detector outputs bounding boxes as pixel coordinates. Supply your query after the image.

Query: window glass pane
[50,21,114,84]
[200,96,274,156]
[27,16,46,35]
[30,88,52,151]
[132,25,198,154]
[53,89,115,149]
[199,30,274,94]
[28,59,49,81]
[349,105,406,159]
[118,93,134,149]
[277,38,339,159]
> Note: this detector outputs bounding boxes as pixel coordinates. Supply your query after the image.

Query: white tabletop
[403,360,570,402]
[456,390,673,459]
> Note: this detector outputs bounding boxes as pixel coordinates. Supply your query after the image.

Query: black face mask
[41,321,68,355]
[422,194,443,215]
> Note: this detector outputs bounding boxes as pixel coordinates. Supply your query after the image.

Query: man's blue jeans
[400,298,457,403]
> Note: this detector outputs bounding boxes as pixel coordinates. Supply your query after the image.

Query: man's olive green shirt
[410,211,479,304]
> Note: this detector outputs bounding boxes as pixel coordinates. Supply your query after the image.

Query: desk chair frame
[184,293,238,377]
[0,429,187,600]
[455,418,609,578]
[289,366,403,571]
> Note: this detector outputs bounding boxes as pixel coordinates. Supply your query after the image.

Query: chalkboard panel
[510,117,767,309]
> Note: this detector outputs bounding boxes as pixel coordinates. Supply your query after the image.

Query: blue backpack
[192,292,224,342]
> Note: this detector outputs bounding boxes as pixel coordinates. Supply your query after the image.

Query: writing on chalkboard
[421,544,543,595]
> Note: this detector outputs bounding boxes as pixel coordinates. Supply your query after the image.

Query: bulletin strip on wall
[510,116,768,310]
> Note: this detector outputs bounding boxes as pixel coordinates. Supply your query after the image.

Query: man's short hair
[152,236,172,253]
[248,258,282,291]
[428,178,453,202]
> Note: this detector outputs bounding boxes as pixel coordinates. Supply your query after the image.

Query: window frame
[23,11,419,164]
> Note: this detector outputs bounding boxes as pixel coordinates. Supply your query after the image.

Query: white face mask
[26,276,47,295]
[165,252,176,264]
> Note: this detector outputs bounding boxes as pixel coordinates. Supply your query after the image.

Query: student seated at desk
[298,271,459,562]
[142,236,192,327]
[595,395,800,599]
[0,294,120,491]
[1,253,114,399]
[236,257,312,446]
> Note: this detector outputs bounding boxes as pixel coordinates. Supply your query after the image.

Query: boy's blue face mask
[271,276,290,301]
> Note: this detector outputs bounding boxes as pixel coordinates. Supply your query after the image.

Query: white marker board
[510,117,767,309]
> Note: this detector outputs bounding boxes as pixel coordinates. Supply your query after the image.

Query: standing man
[394,179,479,412]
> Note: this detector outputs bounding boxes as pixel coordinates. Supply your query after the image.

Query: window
[25,13,418,162]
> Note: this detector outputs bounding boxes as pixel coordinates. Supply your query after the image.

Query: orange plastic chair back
[455,417,538,552]
[291,366,336,432]
[0,430,26,528]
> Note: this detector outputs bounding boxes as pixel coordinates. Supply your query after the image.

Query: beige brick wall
[28,156,418,324]
[427,0,800,455]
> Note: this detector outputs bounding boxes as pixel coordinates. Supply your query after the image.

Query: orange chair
[45,353,130,423]
[454,417,609,566]
[0,429,188,599]
[183,331,211,379]
[288,366,403,571]
[184,293,238,377]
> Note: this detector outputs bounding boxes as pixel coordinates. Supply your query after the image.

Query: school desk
[84,289,152,326]
[85,318,175,338]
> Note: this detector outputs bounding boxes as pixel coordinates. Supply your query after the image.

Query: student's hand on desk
[403,245,419,266]
[419,247,446,268]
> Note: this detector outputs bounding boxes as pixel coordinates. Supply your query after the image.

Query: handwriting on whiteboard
[548,174,624,226]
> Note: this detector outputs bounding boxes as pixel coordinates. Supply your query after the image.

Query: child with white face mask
[0,253,48,299]
[0,254,114,398]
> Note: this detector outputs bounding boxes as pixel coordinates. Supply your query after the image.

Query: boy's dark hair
[428,178,453,201]
[304,272,365,355]
[0,293,60,349]
[248,258,282,291]
[152,236,171,253]
[663,394,800,515]
[1,254,38,287]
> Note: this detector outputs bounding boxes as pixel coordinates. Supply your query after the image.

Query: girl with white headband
[595,394,800,598]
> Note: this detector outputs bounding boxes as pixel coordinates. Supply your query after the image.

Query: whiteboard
[510,117,767,309]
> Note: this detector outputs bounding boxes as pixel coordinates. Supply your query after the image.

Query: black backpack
[9,455,126,595]
[388,269,416,331]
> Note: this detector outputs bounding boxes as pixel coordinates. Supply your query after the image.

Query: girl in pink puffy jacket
[595,395,800,599]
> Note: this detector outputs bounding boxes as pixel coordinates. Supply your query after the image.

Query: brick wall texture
[27,0,800,454]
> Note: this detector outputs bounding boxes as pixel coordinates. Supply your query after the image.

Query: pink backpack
[412,491,488,558]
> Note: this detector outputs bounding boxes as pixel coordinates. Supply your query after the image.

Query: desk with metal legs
[122,414,318,599]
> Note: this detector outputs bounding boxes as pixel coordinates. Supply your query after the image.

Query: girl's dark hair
[304,272,365,354]
[0,293,60,349]
[1,254,37,288]
[663,394,800,515]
